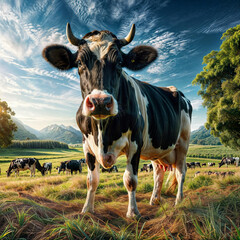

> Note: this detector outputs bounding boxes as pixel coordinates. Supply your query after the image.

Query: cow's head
[6,170,12,177]
[42,23,157,120]
[58,162,66,174]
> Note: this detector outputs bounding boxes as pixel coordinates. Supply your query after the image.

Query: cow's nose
[86,96,113,115]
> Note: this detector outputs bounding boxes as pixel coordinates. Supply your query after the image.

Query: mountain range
[13,118,82,144]
[190,126,221,145]
[12,118,221,146]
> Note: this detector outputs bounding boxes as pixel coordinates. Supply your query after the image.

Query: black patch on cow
[179,91,193,121]
[131,149,141,176]
[136,80,182,150]
[86,153,96,171]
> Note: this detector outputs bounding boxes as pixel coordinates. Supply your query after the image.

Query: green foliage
[190,126,221,145]
[0,99,17,148]
[8,140,69,149]
[188,176,213,190]
[192,25,240,150]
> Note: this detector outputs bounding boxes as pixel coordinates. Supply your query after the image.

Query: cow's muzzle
[84,94,116,119]
[99,154,116,169]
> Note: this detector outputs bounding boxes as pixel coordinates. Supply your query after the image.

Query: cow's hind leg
[82,153,100,214]
[150,161,165,205]
[174,112,190,205]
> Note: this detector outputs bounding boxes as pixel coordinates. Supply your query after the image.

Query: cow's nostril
[86,97,94,109]
[105,98,113,110]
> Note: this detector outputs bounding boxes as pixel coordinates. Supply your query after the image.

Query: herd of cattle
[3,158,121,177]
[5,158,85,177]
[2,156,239,177]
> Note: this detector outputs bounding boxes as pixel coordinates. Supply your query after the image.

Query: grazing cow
[140,163,153,172]
[219,157,232,168]
[6,158,45,177]
[42,23,192,218]
[186,162,196,169]
[208,162,215,167]
[43,162,52,174]
[58,160,82,175]
[201,163,206,167]
[79,158,86,164]
[102,165,118,173]
[195,162,201,168]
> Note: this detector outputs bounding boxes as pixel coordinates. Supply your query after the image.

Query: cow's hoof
[149,198,160,205]
[81,207,94,214]
[174,198,182,206]
[126,211,141,219]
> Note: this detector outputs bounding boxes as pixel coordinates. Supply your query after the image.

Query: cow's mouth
[91,114,111,120]
[99,153,116,169]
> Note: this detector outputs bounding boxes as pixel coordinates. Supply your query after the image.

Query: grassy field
[0,145,239,239]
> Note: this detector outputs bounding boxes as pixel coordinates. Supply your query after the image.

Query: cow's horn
[119,24,135,47]
[66,23,83,46]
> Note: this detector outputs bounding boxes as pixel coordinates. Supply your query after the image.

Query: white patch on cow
[82,89,118,117]
[122,71,176,160]
[85,33,114,60]
[82,159,100,213]
[150,161,165,205]
[84,128,131,164]
[123,140,141,217]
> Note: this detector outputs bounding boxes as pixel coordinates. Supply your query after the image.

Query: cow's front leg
[82,153,100,214]
[150,161,165,205]
[123,148,141,218]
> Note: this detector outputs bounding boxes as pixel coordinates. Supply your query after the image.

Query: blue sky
[0,0,240,131]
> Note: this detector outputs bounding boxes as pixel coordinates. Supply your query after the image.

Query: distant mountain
[190,126,221,145]
[12,118,38,140]
[40,124,82,144]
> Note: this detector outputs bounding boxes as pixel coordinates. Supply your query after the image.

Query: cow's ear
[123,46,158,71]
[42,45,77,70]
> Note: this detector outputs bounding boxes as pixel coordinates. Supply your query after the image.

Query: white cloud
[145,30,189,75]
[191,99,203,110]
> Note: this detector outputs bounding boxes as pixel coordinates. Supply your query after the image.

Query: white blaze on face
[85,33,114,60]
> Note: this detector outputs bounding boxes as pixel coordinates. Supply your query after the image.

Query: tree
[0,99,17,148]
[192,25,240,150]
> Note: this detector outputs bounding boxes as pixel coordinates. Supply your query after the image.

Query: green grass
[0,145,239,239]
[187,175,214,190]
[187,144,239,159]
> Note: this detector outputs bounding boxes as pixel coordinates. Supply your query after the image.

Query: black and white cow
[6,158,45,177]
[140,163,153,172]
[42,23,192,218]
[58,160,82,175]
[208,162,216,167]
[101,165,118,173]
[43,162,52,174]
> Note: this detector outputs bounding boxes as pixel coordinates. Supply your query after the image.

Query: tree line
[8,140,69,149]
